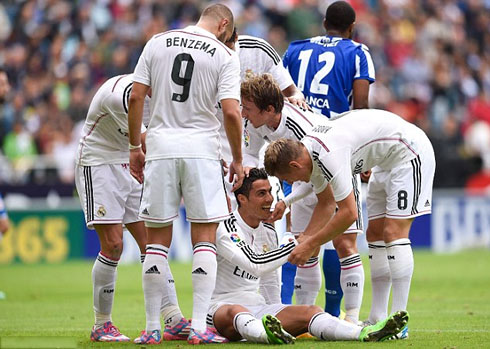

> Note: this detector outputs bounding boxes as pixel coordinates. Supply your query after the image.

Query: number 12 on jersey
[297,50,335,95]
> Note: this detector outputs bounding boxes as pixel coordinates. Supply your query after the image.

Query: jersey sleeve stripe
[239,241,295,264]
[312,151,333,181]
[285,117,307,140]
[238,39,281,64]
[306,135,330,152]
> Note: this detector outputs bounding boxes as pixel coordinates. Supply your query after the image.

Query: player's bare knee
[333,234,357,257]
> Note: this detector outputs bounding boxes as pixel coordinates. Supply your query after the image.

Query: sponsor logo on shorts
[424,200,430,207]
[96,206,106,217]
[230,233,241,243]
[142,208,149,215]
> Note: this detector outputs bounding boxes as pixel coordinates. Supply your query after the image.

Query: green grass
[0,250,489,348]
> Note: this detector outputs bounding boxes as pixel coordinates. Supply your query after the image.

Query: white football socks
[368,241,391,323]
[191,242,217,332]
[160,262,184,328]
[308,312,361,340]
[339,253,364,324]
[387,238,413,314]
[294,256,321,305]
[233,312,269,343]
[143,244,169,332]
[92,252,118,328]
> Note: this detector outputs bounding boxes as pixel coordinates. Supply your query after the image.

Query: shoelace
[107,325,122,336]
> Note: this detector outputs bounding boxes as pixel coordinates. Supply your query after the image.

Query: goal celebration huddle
[75,1,433,345]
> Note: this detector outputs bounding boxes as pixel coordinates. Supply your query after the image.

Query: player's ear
[265,105,275,114]
[237,193,247,206]
[323,18,328,32]
[289,160,302,170]
[348,23,355,38]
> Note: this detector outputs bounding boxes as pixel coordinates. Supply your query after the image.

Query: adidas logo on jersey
[142,208,149,215]
[424,200,430,207]
[145,265,160,274]
[192,267,207,275]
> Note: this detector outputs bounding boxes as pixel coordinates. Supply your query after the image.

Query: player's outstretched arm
[128,82,149,183]
[218,227,297,277]
[288,191,357,265]
[221,98,244,190]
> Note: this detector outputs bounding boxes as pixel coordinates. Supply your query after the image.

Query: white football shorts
[207,302,287,329]
[140,158,230,224]
[290,175,363,234]
[75,164,142,229]
[367,143,436,220]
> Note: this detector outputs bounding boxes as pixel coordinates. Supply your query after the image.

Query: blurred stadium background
[0,0,489,262]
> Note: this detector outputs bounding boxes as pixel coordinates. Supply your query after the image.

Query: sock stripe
[308,312,323,334]
[193,242,217,251]
[386,242,411,248]
[146,246,169,253]
[140,254,145,263]
[97,253,118,267]
[368,243,386,249]
[193,248,217,255]
[206,314,214,327]
[340,254,361,266]
[341,263,363,270]
[146,251,168,258]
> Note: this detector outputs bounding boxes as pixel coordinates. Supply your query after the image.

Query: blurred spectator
[0,0,488,190]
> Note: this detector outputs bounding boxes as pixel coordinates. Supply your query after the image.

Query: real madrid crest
[96,206,107,217]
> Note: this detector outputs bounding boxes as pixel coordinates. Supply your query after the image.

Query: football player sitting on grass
[206,168,409,344]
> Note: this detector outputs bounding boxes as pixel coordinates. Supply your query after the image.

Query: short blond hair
[241,73,284,113]
[264,138,303,176]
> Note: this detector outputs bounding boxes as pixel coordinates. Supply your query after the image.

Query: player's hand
[221,159,229,176]
[269,200,286,221]
[130,148,145,184]
[360,170,371,183]
[244,166,254,177]
[229,160,244,192]
[288,238,316,265]
[286,96,310,111]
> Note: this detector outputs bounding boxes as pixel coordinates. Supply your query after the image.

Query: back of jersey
[133,25,240,161]
[283,36,375,118]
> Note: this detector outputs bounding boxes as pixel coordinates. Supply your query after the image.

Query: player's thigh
[140,159,182,223]
[180,158,229,223]
[275,305,323,336]
[366,168,389,222]
[75,164,131,229]
[290,191,317,234]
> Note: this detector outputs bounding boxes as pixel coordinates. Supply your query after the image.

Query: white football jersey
[76,74,149,166]
[212,210,297,305]
[133,26,240,161]
[217,35,295,163]
[243,102,328,166]
[303,109,432,201]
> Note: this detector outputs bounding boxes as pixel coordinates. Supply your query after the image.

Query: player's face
[241,98,269,128]
[277,167,309,185]
[243,179,274,221]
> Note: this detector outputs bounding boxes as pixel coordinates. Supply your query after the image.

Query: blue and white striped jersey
[283,36,375,117]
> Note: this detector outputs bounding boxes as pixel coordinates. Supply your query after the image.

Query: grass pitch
[0,250,489,348]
